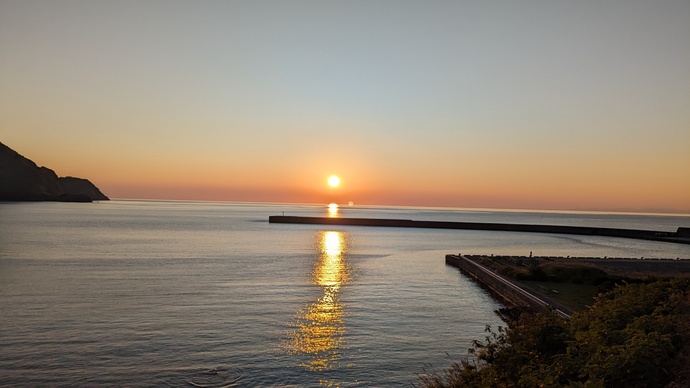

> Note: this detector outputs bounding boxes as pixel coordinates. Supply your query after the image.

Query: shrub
[540,263,608,284]
[419,279,690,388]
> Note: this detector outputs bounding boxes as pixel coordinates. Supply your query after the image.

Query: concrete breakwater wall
[268,216,690,245]
[445,254,573,318]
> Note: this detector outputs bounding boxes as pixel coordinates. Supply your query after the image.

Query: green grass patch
[522,281,599,311]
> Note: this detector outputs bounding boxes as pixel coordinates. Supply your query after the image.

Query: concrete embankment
[268,216,690,245]
[445,254,573,318]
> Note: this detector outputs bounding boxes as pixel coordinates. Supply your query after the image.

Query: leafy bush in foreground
[419,279,690,388]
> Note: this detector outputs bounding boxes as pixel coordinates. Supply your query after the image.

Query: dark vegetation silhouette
[418,279,690,387]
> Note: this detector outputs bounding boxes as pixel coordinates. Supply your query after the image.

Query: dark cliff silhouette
[0,142,109,202]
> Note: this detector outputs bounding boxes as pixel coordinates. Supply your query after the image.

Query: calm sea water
[1,201,689,387]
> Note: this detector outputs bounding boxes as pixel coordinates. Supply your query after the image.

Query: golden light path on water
[327,203,339,218]
[288,231,350,373]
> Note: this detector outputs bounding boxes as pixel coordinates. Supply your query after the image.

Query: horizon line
[103,197,690,218]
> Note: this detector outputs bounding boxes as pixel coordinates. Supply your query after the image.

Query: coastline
[445,253,690,319]
[445,254,574,318]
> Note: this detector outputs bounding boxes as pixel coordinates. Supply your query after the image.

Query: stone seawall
[445,254,573,318]
[268,215,690,245]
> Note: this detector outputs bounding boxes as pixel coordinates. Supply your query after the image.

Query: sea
[1,200,689,387]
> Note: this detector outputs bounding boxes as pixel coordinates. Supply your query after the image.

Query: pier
[268,216,690,245]
[445,254,573,318]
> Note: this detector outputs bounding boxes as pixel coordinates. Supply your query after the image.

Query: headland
[0,141,108,202]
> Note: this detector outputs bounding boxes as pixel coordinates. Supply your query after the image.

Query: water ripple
[185,366,244,388]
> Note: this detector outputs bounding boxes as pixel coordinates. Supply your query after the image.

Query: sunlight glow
[327,175,340,188]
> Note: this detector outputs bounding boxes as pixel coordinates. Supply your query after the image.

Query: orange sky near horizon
[1,1,689,214]
[9,138,686,214]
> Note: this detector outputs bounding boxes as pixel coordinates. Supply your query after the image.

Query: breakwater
[445,254,573,318]
[268,216,690,244]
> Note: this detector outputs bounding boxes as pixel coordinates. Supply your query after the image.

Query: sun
[328,175,340,188]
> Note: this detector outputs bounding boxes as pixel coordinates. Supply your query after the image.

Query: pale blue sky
[1,0,689,212]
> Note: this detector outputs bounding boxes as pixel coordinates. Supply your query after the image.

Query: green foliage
[419,279,690,388]
[539,263,609,285]
[522,281,599,312]
[483,257,616,286]
[527,265,549,281]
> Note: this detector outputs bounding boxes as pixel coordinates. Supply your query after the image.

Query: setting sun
[328,175,340,188]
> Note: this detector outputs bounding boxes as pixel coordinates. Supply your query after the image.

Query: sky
[1,0,689,213]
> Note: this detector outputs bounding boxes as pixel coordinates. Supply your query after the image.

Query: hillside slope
[0,142,108,202]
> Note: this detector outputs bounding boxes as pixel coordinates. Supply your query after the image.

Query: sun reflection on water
[288,231,350,373]
[327,203,339,218]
